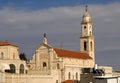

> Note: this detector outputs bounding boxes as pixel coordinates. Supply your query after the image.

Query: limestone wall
[5,74,59,83]
[0,72,5,83]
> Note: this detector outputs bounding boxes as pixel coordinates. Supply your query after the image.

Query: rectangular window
[84,41,87,51]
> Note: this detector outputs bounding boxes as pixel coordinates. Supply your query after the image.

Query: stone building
[27,6,94,82]
[0,40,27,74]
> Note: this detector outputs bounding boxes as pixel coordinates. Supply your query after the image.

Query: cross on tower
[85,5,88,12]
[44,33,46,38]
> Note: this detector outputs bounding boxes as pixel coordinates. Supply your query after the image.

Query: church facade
[0,7,112,83]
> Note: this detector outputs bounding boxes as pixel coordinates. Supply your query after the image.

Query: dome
[83,11,91,17]
[81,6,92,24]
[81,11,92,24]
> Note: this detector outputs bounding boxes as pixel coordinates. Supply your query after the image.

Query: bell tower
[80,5,95,61]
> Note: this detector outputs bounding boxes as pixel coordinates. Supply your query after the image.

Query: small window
[84,41,87,51]
[90,31,92,35]
[76,73,78,80]
[1,52,3,55]
[90,42,92,51]
[43,62,47,67]
[68,72,71,79]
[0,52,4,59]
[84,26,86,29]
[57,63,60,69]
[56,80,58,83]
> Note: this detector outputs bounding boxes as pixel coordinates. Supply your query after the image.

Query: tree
[19,53,27,61]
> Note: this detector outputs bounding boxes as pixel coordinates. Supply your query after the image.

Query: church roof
[62,80,73,83]
[62,80,79,83]
[54,48,92,59]
[0,41,18,47]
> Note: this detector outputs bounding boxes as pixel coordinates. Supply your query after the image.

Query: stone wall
[5,73,59,83]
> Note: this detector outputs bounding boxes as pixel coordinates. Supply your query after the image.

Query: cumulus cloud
[0,3,120,69]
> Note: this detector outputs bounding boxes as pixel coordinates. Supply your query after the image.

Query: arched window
[20,64,24,74]
[68,72,71,79]
[76,73,78,80]
[56,80,58,83]
[90,42,92,51]
[57,63,60,69]
[0,52,4,59]
[9,64,16,73]
[90,31,92,35]
[84,41,87,51]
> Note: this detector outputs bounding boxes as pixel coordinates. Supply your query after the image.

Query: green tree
[19,53,27,61]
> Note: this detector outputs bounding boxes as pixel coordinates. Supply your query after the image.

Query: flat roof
[94,76,120,79]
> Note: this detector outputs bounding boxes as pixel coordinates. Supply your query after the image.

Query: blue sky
[0,0,119,10]
[0,1,120,70]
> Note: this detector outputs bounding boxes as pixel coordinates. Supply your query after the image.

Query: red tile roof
[0,41,18,47]
[54,48,92,59]
[62,80,80,83]
[62,80,75,83]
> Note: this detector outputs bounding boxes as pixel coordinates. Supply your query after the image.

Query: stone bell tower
[80,5,95,61]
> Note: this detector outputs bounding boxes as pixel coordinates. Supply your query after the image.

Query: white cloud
[0,3,120,69]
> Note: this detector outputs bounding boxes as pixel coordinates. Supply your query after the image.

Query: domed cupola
[81,5,92,24]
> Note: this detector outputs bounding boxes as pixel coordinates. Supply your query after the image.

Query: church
[27,5,94,81]
[0,6,112,83]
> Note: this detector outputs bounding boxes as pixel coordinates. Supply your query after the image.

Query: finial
[85,5,88,12]
[43,33,47,44]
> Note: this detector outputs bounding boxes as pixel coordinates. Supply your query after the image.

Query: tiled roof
[0,41,18,47]
[62,80,79,83]
[62,80,73,83]
[54,48,92,59]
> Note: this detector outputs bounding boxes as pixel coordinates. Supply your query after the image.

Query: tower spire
[81,5,92,24]
[80,6,95,64]
[43,33,47,44]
